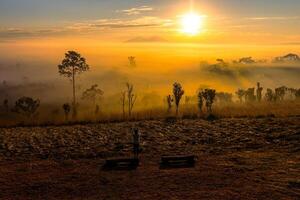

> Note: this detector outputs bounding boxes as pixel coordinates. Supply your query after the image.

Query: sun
[180,12,204,36]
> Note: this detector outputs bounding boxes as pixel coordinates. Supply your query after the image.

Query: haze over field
[1,1,300,199]
[0,0,299,109]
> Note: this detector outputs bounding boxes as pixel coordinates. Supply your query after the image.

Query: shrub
[13,97,40,117]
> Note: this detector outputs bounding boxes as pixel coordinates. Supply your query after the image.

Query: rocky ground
[0,117,299,199]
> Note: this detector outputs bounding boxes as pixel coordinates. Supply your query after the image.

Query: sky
[0,0,300,99]
[1,0,300,45]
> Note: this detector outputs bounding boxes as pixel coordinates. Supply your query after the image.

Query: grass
[0,101,299,127]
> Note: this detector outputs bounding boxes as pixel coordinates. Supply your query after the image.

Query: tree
[256,82,263,102]
[173,82,184,116]
[295,89,300,100]
[58,51,89,119]
[197,90,204,113]
[275,86,287,101]
[3,99,8,112]
[166,95,173,113]
[185,96,191,104]
[95,105,100,115]
[245,88,256,102]
[62,103,71,121]
[265,88,275,102]
[288,88,300,100]
[13,97,40,117]
[126,83,137,118]
[216,92,233,103]
[202,89,216,114]
[82,84,104,114]
[236,89,246,103]
[128,56,136,67]
[120,91,126,119]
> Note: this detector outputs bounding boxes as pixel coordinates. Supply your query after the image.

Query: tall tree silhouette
[126,83,137,118]
[173,82,184,116]
[202,89,216,114]
[58,51,89,119]
[256,82,263,102]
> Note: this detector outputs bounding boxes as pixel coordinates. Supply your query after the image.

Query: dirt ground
[0,117,299,199]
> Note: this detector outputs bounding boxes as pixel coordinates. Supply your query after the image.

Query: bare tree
[166,95,173,113]
[13,97,40,118]
[58,51,89,119]
[202,89,216,114]
[256,82,263,102]
[126,83,137,118]
[236,89,246,103]
[120,91,126,119]
[197,90,204,113]
[173,82,184,116]
[62,103,71,121]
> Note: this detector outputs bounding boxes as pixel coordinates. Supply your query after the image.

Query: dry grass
[0,101,299,127]
[0,117,299,199]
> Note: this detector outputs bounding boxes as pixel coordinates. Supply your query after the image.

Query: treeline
[0,51,299,123]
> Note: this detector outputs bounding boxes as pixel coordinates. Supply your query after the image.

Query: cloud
[0,16,173,41]
[69,17,172,30]
[125,36,168,43]
[245,16,300,21]
[0,27,67,39]
[117,6,154,15]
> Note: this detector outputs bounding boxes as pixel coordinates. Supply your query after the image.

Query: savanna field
[0,113,300,199]
[2,0,300,199]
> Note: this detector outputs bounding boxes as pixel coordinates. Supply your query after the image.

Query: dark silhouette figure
[132,128,140,159]
[58,51,89,119]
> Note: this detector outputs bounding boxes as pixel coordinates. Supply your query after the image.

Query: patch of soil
[0,117,299,199]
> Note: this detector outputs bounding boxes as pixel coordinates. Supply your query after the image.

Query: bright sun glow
[180,12,204,36]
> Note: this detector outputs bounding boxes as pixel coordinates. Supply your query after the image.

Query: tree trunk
[72,66,77,119]
[128,96,131,118]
